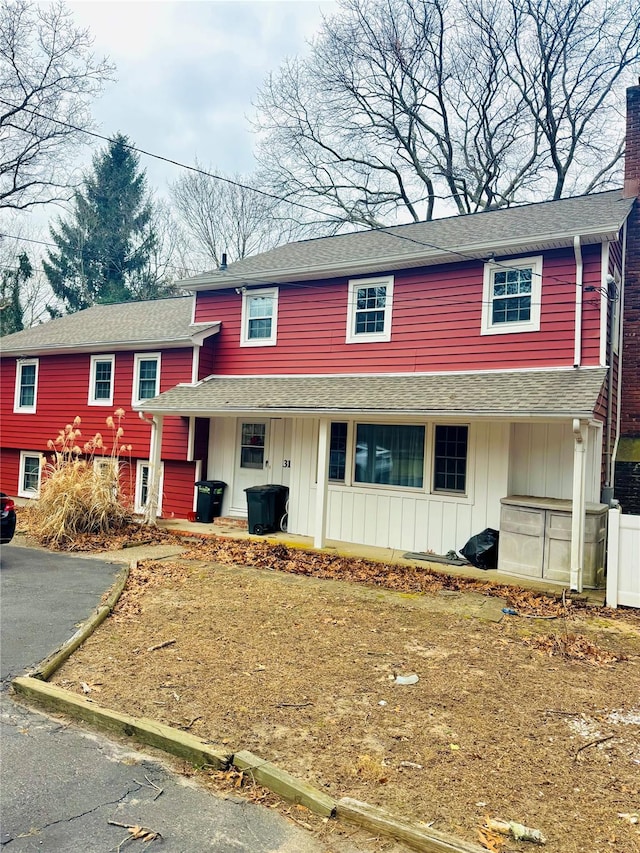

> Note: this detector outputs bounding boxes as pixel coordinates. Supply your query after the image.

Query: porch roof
[139,367,607,420]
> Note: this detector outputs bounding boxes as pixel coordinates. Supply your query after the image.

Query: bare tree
[170,164,309,268]
[0,0,115,211]
[255,0,639,225]
[0,224,55,330]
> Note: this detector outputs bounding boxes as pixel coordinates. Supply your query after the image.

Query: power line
[1,99,613,290]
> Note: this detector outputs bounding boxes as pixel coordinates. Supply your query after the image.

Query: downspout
[570,418,587,593]
[611,224,628,490]
[603,273,616,498]
[573,236,583,367]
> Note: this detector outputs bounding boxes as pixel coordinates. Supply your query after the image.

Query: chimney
[617,83,640,513]
[623,82,640,199]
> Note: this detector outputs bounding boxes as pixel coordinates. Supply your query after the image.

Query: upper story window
[14,359,39,413]
[132,353,161,405]
[89,355,115,406]
[240,287,278,347]
[481,256,542,335]
[346,276,394,343]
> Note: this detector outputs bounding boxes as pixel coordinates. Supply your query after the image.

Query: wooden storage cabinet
[498,496,607,588]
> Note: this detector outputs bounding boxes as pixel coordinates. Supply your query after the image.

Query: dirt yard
[50,537,640,853]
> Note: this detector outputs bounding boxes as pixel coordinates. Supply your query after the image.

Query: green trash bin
[245,484,289,535]
[195,480,226,522]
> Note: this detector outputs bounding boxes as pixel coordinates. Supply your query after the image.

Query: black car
[1,493,17,544]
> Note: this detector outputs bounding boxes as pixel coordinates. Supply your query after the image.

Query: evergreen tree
[43,134,163,312]
[0,251,33,336]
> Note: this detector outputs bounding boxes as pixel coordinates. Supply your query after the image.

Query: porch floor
[157,516,607,606]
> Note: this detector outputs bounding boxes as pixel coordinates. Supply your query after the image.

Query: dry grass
[54,553,640,853]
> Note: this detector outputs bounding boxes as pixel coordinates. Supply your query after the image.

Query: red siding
[161,459,198,519]
[0,347,195,463]
[194,247,605,375]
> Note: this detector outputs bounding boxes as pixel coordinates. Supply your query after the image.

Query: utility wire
[1,100,618,292]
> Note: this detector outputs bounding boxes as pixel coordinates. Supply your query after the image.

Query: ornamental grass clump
[34,410,133,547]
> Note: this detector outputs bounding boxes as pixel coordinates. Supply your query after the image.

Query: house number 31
[282,460,291,468]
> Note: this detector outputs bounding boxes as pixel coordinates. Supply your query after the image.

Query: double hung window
[481,256,542,335]
[346,276,394,343]
[240,288,278,346]
[14,359,38,413]
[19,451,42,497]
[135,460,164,514]
[89,355,115,405]
[132,353,160,405]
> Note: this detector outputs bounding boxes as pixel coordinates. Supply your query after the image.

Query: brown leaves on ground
[523,631,627,664]
[180,534,579,618]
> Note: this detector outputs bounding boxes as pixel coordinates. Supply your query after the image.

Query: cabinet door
[498,504,544,577]
[543,510,572,583]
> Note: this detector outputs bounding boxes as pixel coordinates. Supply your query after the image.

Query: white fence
[606,508,640,608]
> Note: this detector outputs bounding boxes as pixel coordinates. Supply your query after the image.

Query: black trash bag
[460,528,499,570]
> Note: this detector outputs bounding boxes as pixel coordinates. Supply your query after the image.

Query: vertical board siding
[287,418,510,553]
[193,247,606,376]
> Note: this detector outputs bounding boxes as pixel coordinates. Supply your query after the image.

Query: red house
[2,84,638,595]
[0,296,219,519]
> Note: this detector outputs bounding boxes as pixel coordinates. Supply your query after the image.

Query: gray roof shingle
[0,296,218,355]
[139,368,606,419]
[183,190,634,289]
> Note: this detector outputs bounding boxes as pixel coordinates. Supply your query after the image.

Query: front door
[230,419,292,514]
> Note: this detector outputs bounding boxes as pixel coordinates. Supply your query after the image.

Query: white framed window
[354,423,425,488]
[132,353,161,405]
[481,256,542,335]
[346,276,394,344]
[135,460,164,515]
[19,451,43,497]
[89,355,115,406]
[14,359,39,413]
[432,424,469,494]
[240,287,278,346]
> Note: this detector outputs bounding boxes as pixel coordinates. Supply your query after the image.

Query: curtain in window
[355,424,424,487]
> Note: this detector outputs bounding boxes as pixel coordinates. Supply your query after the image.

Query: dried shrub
[32,411,133,548]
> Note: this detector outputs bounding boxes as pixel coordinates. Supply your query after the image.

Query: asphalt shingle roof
[0,296,217,355]
[183,190,634,289]
[140,368,607,419]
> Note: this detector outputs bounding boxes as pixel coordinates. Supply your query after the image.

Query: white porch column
[570,418,587,592]
[143,414,164,526]
[314,418,330,549]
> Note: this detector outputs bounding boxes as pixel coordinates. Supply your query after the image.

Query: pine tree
[0,251,33,336]
[43,134,163,312]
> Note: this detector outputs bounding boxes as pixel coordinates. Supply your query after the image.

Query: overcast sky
[68,0,335,195]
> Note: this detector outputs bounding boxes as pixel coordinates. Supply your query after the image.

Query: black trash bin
[195,480,226,522]
[245,484,289,535]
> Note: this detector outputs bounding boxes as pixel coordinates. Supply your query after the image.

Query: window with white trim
[89,355,115,405]
[433,425,468,493]
[132,353,161,405]
[240,287,278,346]
[354,423,424,487]
[135,460,164,515]
[14,359,39,413]
[481,256,542,335]
[19,451,43,497]
[329,422,348,481]
[346,276,394,343]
